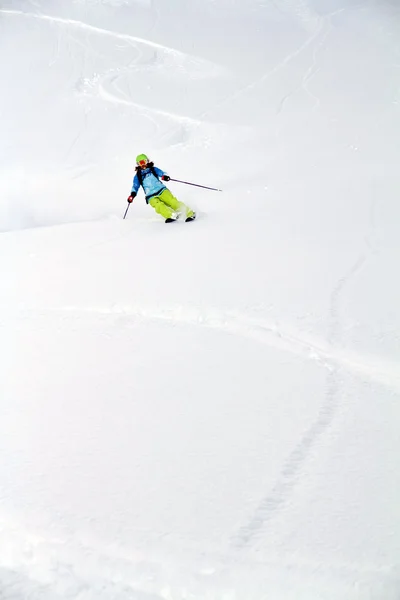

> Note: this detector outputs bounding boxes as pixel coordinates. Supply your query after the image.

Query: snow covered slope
[1,1,400,598]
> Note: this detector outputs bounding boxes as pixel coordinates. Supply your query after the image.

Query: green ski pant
[149,189,193,219]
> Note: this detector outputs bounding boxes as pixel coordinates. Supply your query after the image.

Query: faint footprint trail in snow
[232,195,379,550]
[232,392,336,548]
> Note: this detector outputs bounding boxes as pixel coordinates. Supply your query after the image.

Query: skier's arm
[131,174,140,194]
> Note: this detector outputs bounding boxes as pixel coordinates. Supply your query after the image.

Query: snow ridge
[19,304,399,392]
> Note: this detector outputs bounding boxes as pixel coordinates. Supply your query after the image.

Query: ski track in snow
[0,9,190,57]
[275,12,336,116]
[273,4,357,124]
[0,8,217,127]
[96,74,202,125]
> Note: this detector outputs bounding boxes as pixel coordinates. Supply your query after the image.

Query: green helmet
[136,153,149,166]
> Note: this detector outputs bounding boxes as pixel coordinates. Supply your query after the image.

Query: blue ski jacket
[131,166,168,202]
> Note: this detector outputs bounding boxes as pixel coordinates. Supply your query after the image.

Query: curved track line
[97,72,202,124]
[275,14,332,115]
[1,8,190,58]
[22,304,400,392]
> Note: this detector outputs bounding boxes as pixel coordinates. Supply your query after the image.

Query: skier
[127,154,196,223]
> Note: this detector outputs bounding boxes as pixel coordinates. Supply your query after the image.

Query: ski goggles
[137,159,148,167]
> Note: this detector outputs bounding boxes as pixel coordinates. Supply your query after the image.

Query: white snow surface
[1,0,400,598]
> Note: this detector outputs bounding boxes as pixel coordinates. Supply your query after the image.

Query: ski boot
[165,212,179,223]
[185,210,196,222]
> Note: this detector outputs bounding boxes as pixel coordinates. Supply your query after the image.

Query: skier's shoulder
[152,164,165,177]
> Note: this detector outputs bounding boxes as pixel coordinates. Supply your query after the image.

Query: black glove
[127,192,136,203]
[162,175,170,182]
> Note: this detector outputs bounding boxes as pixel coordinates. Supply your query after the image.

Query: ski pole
[169,178,222,192]
[123,202,131,220]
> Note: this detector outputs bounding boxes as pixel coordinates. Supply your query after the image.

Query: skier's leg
[149,196,175,219]
[159,189,194,218]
